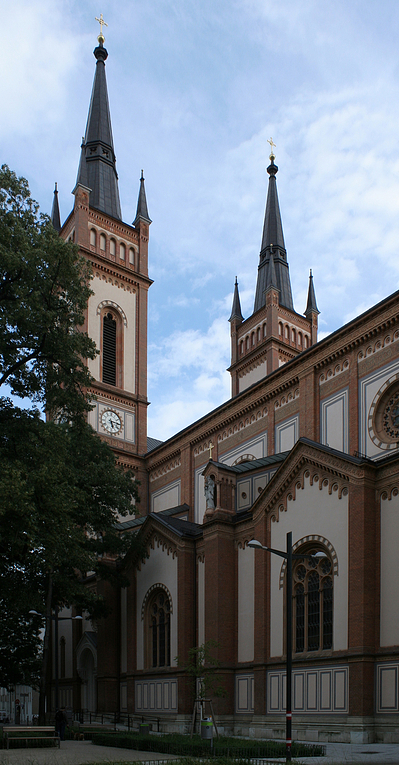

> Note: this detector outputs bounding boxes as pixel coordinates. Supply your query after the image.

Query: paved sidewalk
[2,740,399,765]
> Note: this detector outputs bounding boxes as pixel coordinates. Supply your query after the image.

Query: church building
[52,31,399,744]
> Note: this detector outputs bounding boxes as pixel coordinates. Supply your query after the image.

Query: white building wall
[136,542,178,670]
[87,275,136,393]
[270,474,348,657]
[238,545,254,663]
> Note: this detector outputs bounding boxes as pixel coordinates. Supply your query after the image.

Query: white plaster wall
[195,468,206,524]
[381,493,399,646]
[219,432,268,466]
[359,359,399,457]
[198,559,205,646]
[239,361,267,393]
[57,608,74,679]
[321,390,348,453]
[87,276,136,393]
[136,543,178,670]
[151,480,181,513]
[238,546,254,662]
[270,475,348,657]
[121,587,127,674]
[275,416,299,453]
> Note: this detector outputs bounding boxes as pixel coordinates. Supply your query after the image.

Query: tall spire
[305,269,319,316]
[253,148,294,313]
[76,36,122,220]
[51,183,61,232]
[133,170,151,226]
[229,277,244,322]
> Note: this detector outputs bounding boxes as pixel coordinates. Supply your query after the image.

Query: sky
[3,0,399,441]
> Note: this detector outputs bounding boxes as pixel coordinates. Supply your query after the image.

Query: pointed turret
[75,38,122,220]
[305,269,319,316]
[253,152,294,313]
[51,183,61,232]
[229,277,244,323]
[265,245,279,291]
[133,170,152,226]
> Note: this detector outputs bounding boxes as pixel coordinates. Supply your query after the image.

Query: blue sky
[3,0,399,440]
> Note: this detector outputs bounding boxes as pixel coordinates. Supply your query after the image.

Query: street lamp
[29,609,82,712]
[248,534,325,763]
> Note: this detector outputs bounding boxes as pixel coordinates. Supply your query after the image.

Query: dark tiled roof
[76,43,122,220]
[147,436,164,453]
[133,171,151,225]
[209,451,290,474]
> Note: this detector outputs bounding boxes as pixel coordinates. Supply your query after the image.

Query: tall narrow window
[110,238,116,256]
[102,313,116,385]
[120,242,126,260]
[293,549,333,653]
[100,233,106,251]
[146,590,171,668]
[60,637,66,679]
[90,229,96,247]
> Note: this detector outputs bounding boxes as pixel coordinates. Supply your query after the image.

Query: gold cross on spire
[267,137,276,158]
[95,13,108,42]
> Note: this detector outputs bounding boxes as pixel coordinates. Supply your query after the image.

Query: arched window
[285,325,289,340]
[110,238,116,256]
[102,312,117,385]
[240,340,244,355]
[120,242,126,260]
[129,248,135,265]
[100,233,106,251]
[146,590,171,668]
[304,335,309,349]
[257,327,261,342]
[90,229,96,247]
[263,322,267,337]
[298,332,302,346]
[251,332,255,346]
[245,336,249,351]
[279,322,283,336]
[293,549,333,653]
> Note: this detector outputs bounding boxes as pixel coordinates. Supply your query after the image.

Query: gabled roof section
[254,155,294,313]
[51,183,61,232]
[76,41,122,220]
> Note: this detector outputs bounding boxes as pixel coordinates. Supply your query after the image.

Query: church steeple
[253,151,294,313]
[76,36,122,220]
[133,170,151,226]
[51,183,61,232]
[229,277,244,323]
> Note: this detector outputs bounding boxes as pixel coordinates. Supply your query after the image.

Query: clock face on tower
[101,409,122,434]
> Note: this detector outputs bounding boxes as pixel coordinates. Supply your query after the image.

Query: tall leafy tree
[0,164,97,420]
[0,168,141,716]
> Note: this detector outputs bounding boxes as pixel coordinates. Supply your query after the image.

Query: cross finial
[208,442,214,460]
[95,13,108,43]
[267,137,276,159]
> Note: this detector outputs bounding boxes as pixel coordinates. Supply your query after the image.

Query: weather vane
[95,13,108,43]
[267,137,276,158]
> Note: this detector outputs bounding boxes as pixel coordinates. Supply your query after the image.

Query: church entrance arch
[76,634,97,712]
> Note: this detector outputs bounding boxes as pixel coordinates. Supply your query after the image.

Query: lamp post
[248,534,325,763]
[29,609,82,712]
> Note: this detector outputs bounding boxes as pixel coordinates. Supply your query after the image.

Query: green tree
[177,640,226,702]
[0,168,142,718]
[0,164,97,421]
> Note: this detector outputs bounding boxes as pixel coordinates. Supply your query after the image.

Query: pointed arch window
[102,312,117,386]
[146,590,171,668]
[293,549,333,653]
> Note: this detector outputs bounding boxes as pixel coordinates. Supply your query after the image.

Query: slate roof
[147,436,164,453]
[208,451,290,474]
[305,269,319,315]
[133,170,151,226]
[253,158,294,313]
[76,42,122,220]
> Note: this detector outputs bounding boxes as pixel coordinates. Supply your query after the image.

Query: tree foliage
[0,164,97,421]
[0,168,143,697]
[176,640,226,702]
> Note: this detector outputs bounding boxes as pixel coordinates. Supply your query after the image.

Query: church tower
[58,29,152,504]
[228,145,319,396]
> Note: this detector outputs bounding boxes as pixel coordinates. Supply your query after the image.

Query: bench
[4,726,60,749]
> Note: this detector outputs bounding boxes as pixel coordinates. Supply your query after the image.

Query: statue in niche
[204,475,216,509]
